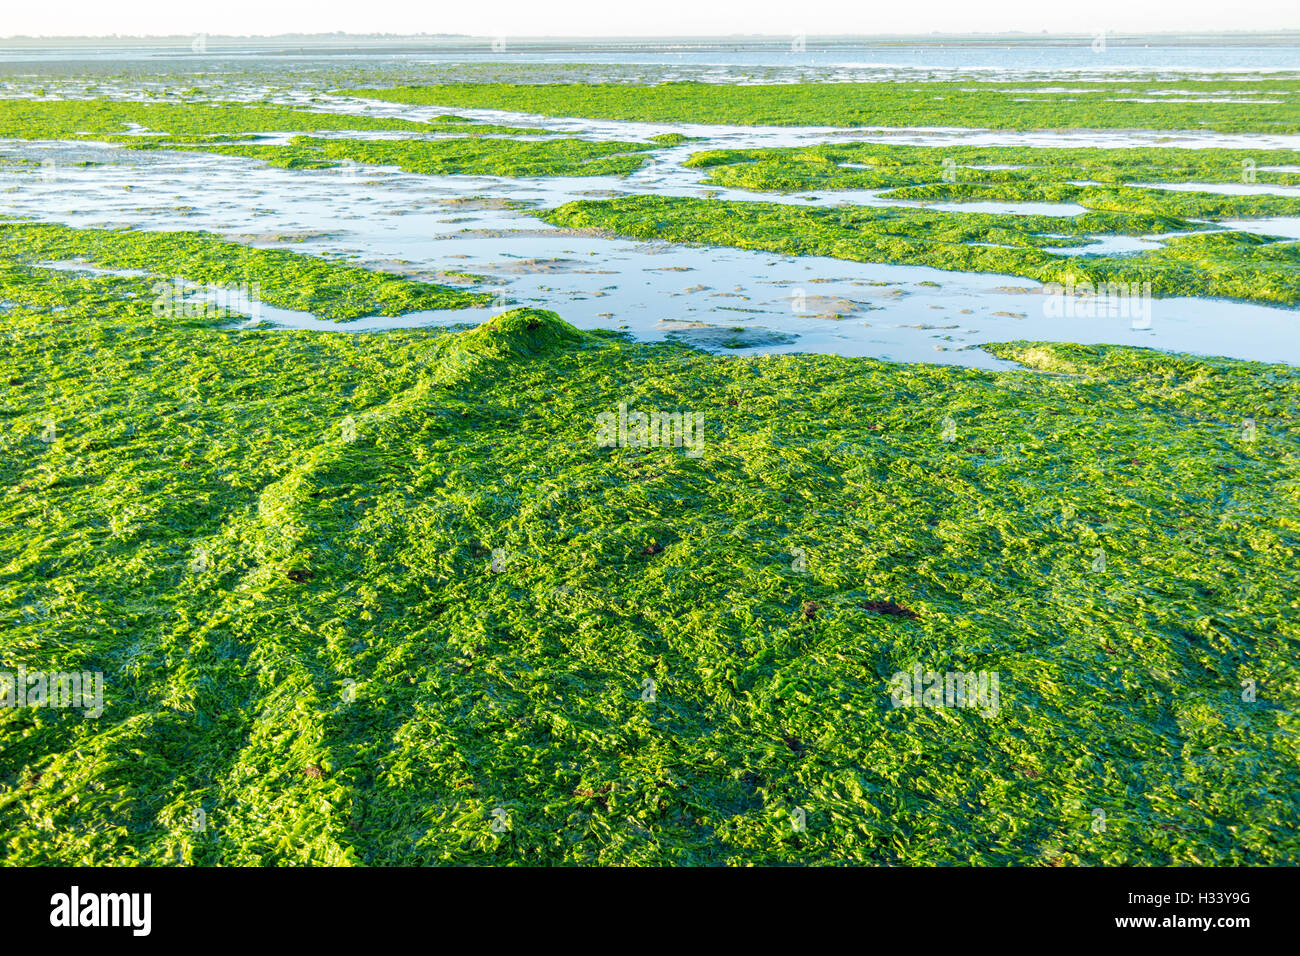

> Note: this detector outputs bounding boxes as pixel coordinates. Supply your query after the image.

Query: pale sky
[4,1,1299,39]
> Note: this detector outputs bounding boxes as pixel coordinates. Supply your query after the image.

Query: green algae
[0,98,456,140]
[543,195,1300,306]
[349,79,1300,133]
[687,143,1300,220]
[0,67,1297,870]
[688,143,1300,189]
[883,182,1300,221]
[1,252,1297,866]
[0,222,491,320]
[155,134,657,178]
[648,133,696,146]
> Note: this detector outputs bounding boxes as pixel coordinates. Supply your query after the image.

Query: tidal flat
[1,50,1298,866]
[352,77,1300,133]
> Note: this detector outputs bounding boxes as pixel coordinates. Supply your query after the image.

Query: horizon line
[4,29,1300,42]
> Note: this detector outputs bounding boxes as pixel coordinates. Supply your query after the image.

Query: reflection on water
[2,87,1299,368]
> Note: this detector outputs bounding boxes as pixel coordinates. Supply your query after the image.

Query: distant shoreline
[3,33,1300,49]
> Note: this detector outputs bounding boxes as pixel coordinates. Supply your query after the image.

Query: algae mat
[350,79,1300,134]
[1,252,1297,865]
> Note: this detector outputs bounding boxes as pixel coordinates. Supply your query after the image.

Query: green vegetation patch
[420,113,553,136]
[543,195,1300,306]
[0,253,1297,865]
[0,98,457,140]
[688,143,1300,220]
[158,134,657,178]
[0,222,491,320]
[350,79,1300,133]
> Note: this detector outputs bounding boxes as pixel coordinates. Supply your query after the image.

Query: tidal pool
[3,98,1299,367]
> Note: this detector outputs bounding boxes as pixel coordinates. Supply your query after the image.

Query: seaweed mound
[459,307,591,358]
[428,308,595,386]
